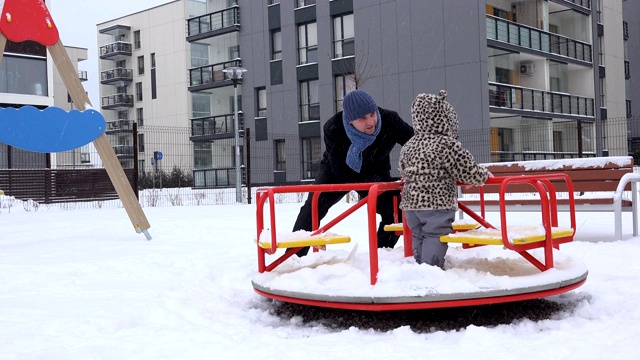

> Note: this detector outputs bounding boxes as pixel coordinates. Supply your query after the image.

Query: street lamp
[222,66,247,203]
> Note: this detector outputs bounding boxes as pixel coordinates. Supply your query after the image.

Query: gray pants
[405,210,455,268]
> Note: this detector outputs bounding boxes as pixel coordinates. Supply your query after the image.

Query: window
[150,53,156,100]
[298,22,317,65]
[271,29,282,60]
[138,133,145,153]
[191,43,209,67]
[334,74,356,112]
[296,0,315,7]
[137,108,144,127]
[134,30,141,49]
[138,56,144,75]
[117,110,128,120]
[135,82,143,102]
[275,139,285,171]
[267,0,279,4]
[299,79,319,122]
[192,93,211,118]
[229,45,240,59]
[256,87,267,117]
[301,137,321,180]
[333,13,354,58]
[2,55,50,96]
[194,142,213,169]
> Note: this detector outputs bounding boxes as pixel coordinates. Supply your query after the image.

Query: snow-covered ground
[1,199,639,359]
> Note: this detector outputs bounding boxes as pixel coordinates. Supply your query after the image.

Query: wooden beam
[48,40,151,239]
[0,33,6,67]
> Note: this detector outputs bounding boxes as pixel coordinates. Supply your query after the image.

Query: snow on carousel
[252,176,588,311]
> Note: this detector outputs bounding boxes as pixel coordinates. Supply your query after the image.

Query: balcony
[190,113,243,141]
[486,15,592,64]
[489,82,594,118]
[186,5,240,41]
[100,68,133,84]
[188,59,242,91]
[101,93,134,110]
[78,70,88,82]
[106,120,133,133]
[99,41,132,60]
[113,145,134,158]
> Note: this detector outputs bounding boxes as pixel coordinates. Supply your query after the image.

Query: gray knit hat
[342,90,377,122]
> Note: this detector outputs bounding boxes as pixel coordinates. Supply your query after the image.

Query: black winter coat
[319,107,414,183]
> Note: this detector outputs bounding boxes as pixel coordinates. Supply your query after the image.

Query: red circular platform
[252,247,588,311]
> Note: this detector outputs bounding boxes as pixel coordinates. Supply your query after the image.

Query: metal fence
[1,116,639,209]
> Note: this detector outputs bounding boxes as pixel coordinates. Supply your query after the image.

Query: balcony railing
[193,167,245,188]
[106,120,133,132]
[190,113,243,138]
[100,68,133,84]
[491,150,595,162]
[486,15,592,63]
[99,41,132,59]
[625,60,630,79]
[187,5,239,37]
[189,59,242,88]
[489,82,594,117]
[566,0,590,9]
[101,93,134,109]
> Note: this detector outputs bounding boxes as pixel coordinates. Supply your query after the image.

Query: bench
[460,156,640,240]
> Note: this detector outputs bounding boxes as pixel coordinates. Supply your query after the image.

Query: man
[292,89,414,256]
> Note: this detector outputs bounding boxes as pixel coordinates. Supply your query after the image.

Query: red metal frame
[460,174,577,271]
[255,173,579,293]
[255,182,403,281]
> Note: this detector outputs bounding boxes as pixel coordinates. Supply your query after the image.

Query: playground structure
[0,0,150,239]
[252,174,588,311]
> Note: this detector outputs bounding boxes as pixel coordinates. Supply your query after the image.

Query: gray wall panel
[410,1,445,72]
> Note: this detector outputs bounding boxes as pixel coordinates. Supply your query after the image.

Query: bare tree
[335,37,378,89]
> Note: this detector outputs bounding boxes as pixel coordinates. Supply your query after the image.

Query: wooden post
[48,40,151,239]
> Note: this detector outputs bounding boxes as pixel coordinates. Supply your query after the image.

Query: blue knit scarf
[343,110,382,173]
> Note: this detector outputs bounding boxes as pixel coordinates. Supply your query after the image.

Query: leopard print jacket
[399,91,489,211]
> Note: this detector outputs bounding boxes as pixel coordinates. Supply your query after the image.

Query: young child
[399,90,490,268]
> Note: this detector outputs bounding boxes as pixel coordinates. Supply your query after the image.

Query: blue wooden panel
[0,106,106,153]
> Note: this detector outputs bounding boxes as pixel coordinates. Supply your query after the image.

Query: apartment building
[96,0,627,188]
[97,0,190,172]
[622,0,640,153]
[52,45,93,168]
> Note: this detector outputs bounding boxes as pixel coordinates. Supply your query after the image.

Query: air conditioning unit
[519,62,535,76]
